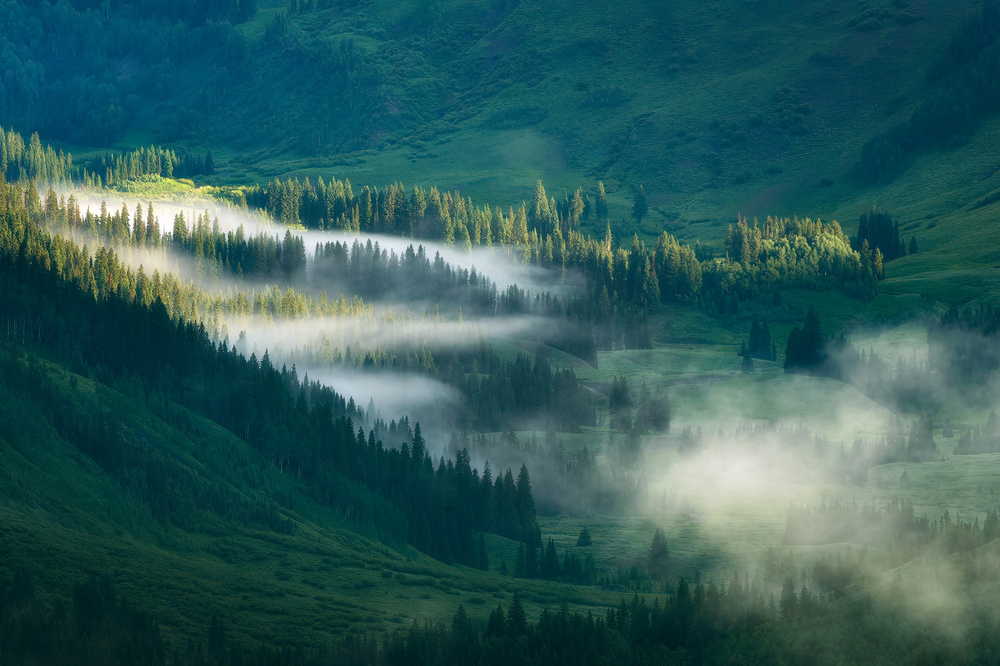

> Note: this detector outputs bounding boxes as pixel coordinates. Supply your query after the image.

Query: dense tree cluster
[237,175,877,324]
[607,376,670,434]
[452,349,596,433]
[853,207,902,265]
[0,173,543,567]
[783,306,825,373]
[0,128,73,184]
[79,146,214,188]
[0,2,248,144]
[740,315,776,361]
[956,410,1000,454]
[0,128,215,189]
[457,430,648,515]
[0,573,166,666]
[785,500,1000,563]
[10,561,1000,666]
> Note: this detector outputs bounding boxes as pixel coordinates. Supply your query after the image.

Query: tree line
[0,172,547,568]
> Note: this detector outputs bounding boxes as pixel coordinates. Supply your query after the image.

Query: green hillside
[6,0,988,222]
[6,1,1000,662]
[0,344,625,648]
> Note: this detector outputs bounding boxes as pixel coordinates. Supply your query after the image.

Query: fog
[305,367,462,431]
[65,191,570,292]
[53,191,575,432]
[53,192,1000,621]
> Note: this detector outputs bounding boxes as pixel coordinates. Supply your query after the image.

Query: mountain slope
[5,0,979,226]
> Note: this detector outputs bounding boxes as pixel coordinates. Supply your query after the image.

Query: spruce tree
[647,528,670,580]
[632,184,648,222]
[595,181,609,221]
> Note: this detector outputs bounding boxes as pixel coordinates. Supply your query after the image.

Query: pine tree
[544,538,560,579]
[632,184,648,222]
[577,526,592,546]
[779,577,798,620]
[486,604,505,638]
[506,593,527,636]
[570,188,584,228]
[595,181,609,221]
[515,463,536,534]
[647,528,670,580]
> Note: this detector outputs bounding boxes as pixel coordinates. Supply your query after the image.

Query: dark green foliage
[608,375,632,431]
[0,2,255,145]
[0,573,165,666]
[632,184,648,222]
[11,566,1000,665]
[576,526,592,546]
[595,181,609,221]
[647,528,670,581]
[635,381,671,434]
[854,208,904,262]
[784,306,824,373]
[856,0,1000,183]
[0,175,540,569]
[748,316,775,361]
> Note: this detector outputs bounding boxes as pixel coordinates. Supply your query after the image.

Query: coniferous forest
[5,1,1000,664]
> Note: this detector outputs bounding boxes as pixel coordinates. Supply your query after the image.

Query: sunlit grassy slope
[102,1,966,225]
[73,0,1000,310]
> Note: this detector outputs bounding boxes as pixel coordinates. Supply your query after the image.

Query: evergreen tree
[595,181,609,221]
[515,464,537,535]
[506,593,527,636]
[647,528,670,580]
[632,184,648,222]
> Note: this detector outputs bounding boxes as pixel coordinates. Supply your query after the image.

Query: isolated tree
[506,593,527,636]
[647,528,670,580]
[486,604,505,638]
[515,464,536,534]
[576,526,592,546]
[785,306,824,373]
[595,181,609,221]
[636,382,671,434]
[543,538,560,579]
[632,184,648,222]
[609,376,632,431]
[909,236,918,254]
[749,316,773,359]
[570,188,585,228]
[779,577,798,620]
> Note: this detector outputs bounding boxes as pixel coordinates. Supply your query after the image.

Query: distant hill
[1,2,980,207]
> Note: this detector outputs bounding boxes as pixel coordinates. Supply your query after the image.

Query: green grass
[69,1,965,234]
[0,348,634,648]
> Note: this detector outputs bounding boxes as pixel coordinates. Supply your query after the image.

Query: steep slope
[4,0,976,225]
[216,0,971,224]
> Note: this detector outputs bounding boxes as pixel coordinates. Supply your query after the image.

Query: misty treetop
[0,171,550,569]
